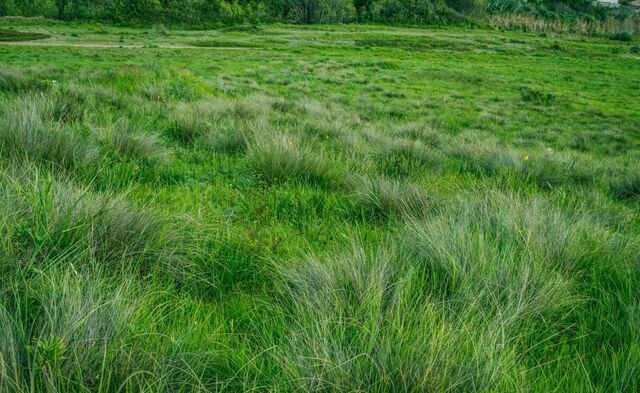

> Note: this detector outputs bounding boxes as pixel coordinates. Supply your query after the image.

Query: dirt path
[0,40,252,50]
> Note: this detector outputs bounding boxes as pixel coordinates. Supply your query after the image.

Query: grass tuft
[521,86,556,105]
[51,84,90,123]
[0,67,48,93]
[168,98,266,145]
[0,166,190,280]
[102,120,168,163]
[0,95,96,170]
[277,191,640,391]
[246,132,340,187]
[350,175,432,220]
[609,169,640,201]
[375,137,445,177]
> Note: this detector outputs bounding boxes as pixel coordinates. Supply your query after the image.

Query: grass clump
[0,96,96,170]
[0,271,140,392]
[0,269,237,392]
[609,169,640,201]
[0,68,48,93]
[168,101,220,143]
[375,137,445,177]
[515,152,596,189]
[168,97,265,146]
[520,86,556,105]
[246,132,341,187]
[202,121,254,154]
[50,84,90,123]
[91,86,126,109]
[391,122,443,147]
[102,120,168,163]
[349,175,432,220]
[446,136,598,189]
[140,83,165,102]
[446,137,517,176]
[278,242,522,392]
[0,167,187,279]
[277,191,640,391]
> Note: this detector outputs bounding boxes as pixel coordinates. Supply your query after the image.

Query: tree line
[0,0,624,26]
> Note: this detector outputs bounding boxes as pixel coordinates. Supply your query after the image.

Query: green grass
[188,39,262,48]
[0,28,49,41]
[0,21,638,392]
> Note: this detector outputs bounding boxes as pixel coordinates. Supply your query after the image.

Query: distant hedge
[0,0,633,27]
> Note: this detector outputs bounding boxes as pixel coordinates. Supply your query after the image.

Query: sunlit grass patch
[101,120,168,163]
[375,137,446,177]
[349,175,432,220]
[277,190,639,391]
[0,23,638,392]
[0,169,173,269]
[0,95,97,170]
[168,95,269,145]
[246,132,342,187]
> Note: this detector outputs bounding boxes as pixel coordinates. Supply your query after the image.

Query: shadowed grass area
[0,28,50,41]
[188,39,261,48]
[0,68,50,93]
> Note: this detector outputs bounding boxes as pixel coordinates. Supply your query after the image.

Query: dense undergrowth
[1,0,639,32]
[0,23,639,392]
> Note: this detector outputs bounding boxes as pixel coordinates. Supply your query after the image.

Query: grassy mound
[0,28,50,41]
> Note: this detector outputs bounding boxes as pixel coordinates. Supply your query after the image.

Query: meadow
[0,19,639,392]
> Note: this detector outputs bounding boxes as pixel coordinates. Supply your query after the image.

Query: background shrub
[3,0,631,27]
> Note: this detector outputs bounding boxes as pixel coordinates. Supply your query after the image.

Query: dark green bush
[0,0,631,26]
[611,31,633,42]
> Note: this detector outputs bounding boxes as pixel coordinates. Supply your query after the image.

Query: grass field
[0,19,639,392]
